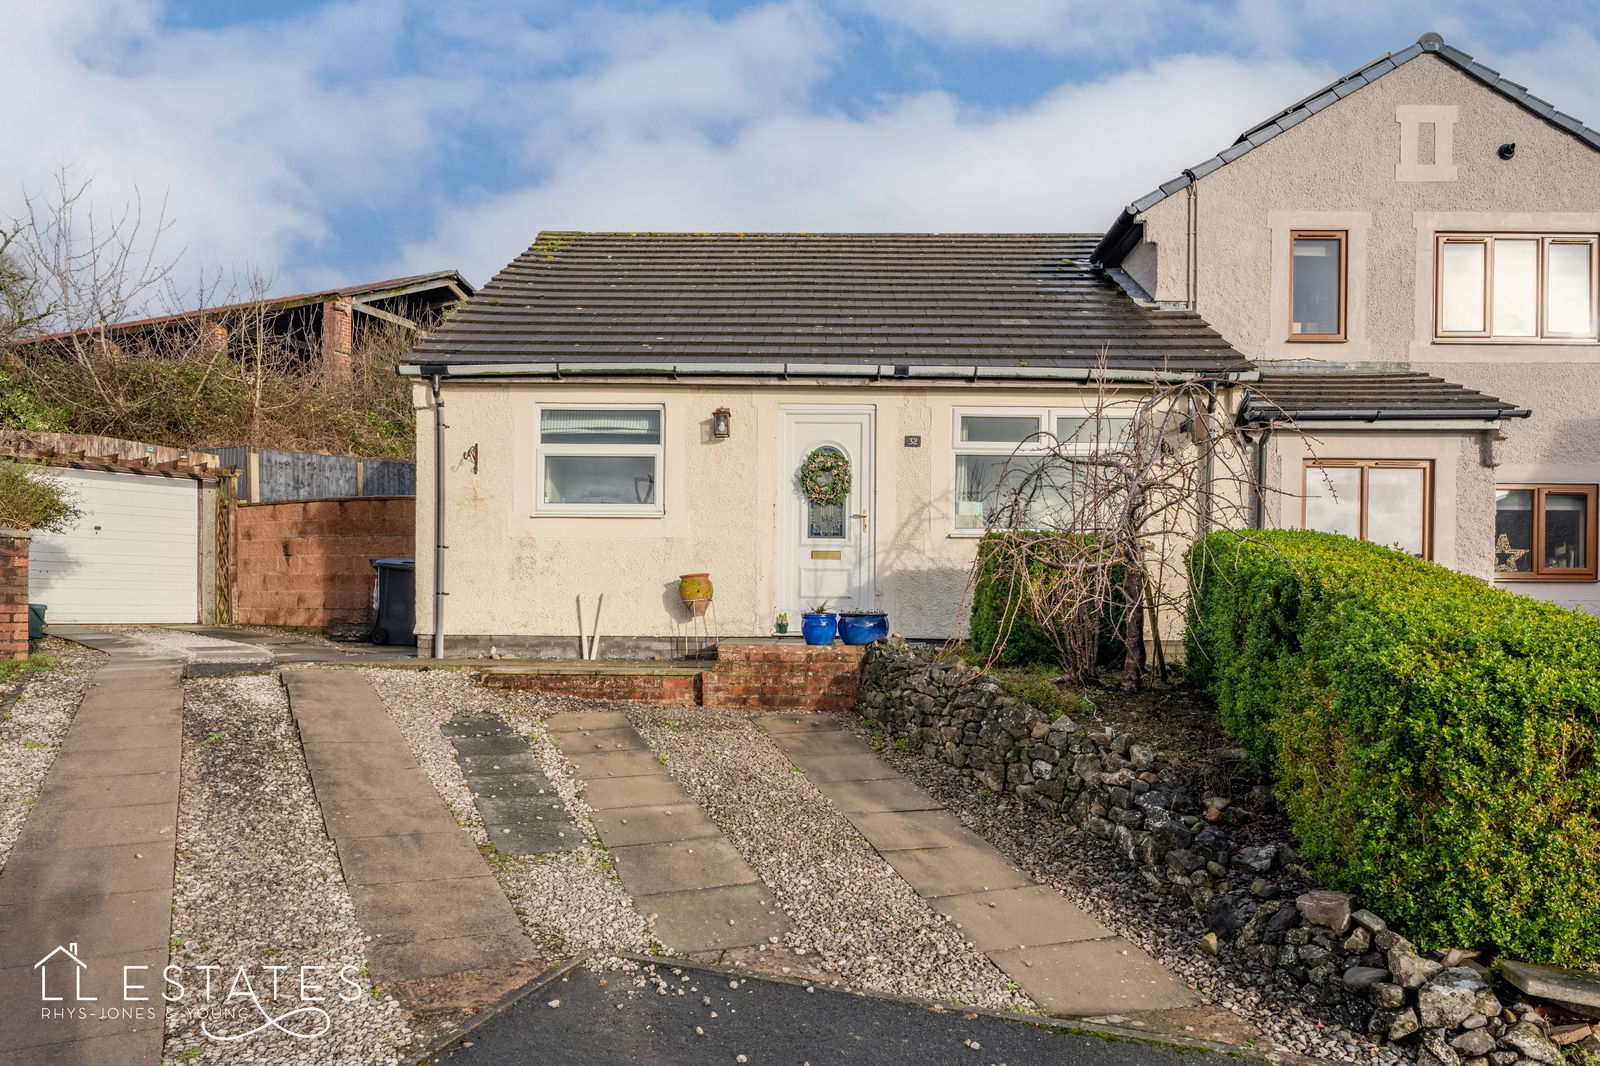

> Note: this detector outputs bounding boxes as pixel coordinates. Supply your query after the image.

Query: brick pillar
[321,297,354,383]
[0,528,31,660]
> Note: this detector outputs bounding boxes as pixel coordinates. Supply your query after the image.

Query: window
[1495,484,1597,581]
[536,406,664,515]
[952,407,1134,531]
[1302,459,1432,558]
[1435,234,1598,341]
[1289,231,1347,341]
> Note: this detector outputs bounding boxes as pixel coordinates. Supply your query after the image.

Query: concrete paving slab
[789,754,903,784]
[54,723,180,753]
[639,883,788,952]
[0,841,174,899]
[320,803,462,839]
[765,730,870,757]
[454,753,546,777]
[564,748,666,781]
[364,932,535,983]
[312,771,445,817]
[877,845,1032,898]
[449,736,531,756]
[0,1027,161,1066]
[471,795,570,825]
[15,802,176,851]
[0,890,172,968]
[336,831,493,886]
[484,820,582,854]
[43,744,175,779]
[286,670,537,990]
[36,771,179,811]
[462,775,561,800]
[555,727,648,753]
[929,886,1112,951]
[543,711,632,734]
[610,838,758,894]
[987,939,1199,1015]
[759,713,848,735]
[586,803,721,847]
[294,711,409,746]
[349,878,528,942]
[441,717,517,738]
[579,773,692,810]
[0,948,169,1051]
[809,776,944,814]
[301,741,422,773]
[848,809,992,852]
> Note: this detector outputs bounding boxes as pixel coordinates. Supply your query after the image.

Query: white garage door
[28,468,200,624]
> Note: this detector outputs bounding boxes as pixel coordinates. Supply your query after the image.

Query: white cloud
[394,53,1329,282]
[843,0,1164,54]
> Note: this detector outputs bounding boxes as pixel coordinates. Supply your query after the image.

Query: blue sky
[7,0,1600,306]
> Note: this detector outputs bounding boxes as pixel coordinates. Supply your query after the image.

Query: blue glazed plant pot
[800,612,838,645]
[838,611,889,645]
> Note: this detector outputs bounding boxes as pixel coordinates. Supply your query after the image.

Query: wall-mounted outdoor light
[712,408,732,438]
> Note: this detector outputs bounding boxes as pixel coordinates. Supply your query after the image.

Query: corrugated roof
[11,270,474,347]
[407,232,1250,377]
[1094,32,1600,265]
[1242,370,1529,422]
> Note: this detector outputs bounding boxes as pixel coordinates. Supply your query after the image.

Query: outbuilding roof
[405,232,1251,380]
[1242,370,1530,424]
[1094,32,1600,266]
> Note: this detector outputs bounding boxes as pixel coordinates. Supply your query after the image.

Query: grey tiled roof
[1242,370,1530,423]
[1094,32,1600,265]
[408,232,1250,376]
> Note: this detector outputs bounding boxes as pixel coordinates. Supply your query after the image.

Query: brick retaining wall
[0,528,29,659]
[234,497,414,628]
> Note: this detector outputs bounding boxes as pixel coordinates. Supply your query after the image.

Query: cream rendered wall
[413,379,1153,652]
[1130,53,1600,608]
[1260,428,1497,580]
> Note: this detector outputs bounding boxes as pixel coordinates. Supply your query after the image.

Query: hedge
[970,532,1124,668]
[1186,530,1600,964]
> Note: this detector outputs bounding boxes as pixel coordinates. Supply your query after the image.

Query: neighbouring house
[404,31,1592,657]
[1098,32,1600,611]
[11,270,472,381]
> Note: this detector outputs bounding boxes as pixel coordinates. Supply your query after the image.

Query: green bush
[969,532,1126,670]
[1187,529,1600,963]
[0,465,83,533]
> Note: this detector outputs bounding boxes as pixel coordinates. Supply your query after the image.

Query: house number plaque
[904,435,922,447]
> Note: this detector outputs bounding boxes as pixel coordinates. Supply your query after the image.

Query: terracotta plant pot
[679,573,713,617]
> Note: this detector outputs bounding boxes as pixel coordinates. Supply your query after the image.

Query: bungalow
[403,32,1595,657]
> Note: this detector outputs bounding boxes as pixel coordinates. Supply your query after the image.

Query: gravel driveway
[165,674,414,1065]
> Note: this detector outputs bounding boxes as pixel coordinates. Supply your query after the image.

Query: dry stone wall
[856,642,1586,1063]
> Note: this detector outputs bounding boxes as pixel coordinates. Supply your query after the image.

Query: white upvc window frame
[1434,232,1600,342]
[534,403,666,518]
[949,405,1132,536]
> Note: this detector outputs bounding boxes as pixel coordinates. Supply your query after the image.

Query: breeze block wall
[0,528,30,659]
[234,497,414,628]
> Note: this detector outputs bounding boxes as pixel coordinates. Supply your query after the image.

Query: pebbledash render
[403,32,1600,657]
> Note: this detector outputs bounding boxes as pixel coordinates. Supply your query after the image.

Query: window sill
[532,510,666,519]
[1493,573,1597,583]
[1287,335,1348,343]
[1433,337,1600,345]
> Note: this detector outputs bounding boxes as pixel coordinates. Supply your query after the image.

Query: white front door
[779,406,875,617]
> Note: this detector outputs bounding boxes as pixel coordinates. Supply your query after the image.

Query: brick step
[480,672,700,705]
[715,642,867,665]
